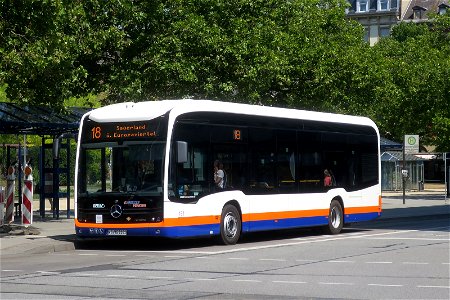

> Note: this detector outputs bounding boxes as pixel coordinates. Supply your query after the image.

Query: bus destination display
[83,120,159,142]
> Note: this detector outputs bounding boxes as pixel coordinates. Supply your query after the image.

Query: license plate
[106,229,127,236]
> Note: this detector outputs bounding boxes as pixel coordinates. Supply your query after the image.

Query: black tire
[220,204,241,245]
[324,199,344,235]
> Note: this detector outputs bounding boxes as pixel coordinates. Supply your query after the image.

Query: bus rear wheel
[324,199,343,235]
[220,204,241,245]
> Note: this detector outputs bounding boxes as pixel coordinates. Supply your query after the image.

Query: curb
[1,235,76,258]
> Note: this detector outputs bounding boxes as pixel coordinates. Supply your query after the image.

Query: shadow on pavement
[352,214,450,232]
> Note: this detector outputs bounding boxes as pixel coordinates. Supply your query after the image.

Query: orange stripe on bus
[75,215,220,229]
[242,209,329,222]
[75,219,162,228]
[344,206,379,215]
[163,215,220,226]
[75,206,380,229]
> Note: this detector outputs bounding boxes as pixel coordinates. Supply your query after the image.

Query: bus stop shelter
[0,102,90,219]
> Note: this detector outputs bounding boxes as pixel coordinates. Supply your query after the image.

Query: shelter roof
[0,102,90,135]
[380,137,402,151]
[381,151,429,162]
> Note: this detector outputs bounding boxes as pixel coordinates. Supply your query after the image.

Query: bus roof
[85,99,377,129]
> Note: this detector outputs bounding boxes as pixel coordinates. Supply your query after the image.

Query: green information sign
[404,135,419,154]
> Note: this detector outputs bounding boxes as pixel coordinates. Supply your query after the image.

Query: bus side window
[249,128,276,194]
[170,123,210,201]
[298,131,322,193]
[277,130,297,193]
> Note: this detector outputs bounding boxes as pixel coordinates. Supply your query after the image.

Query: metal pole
[18,142,23,218]
[39,138,45,218]
[444,152,448,200]
[23,135,27,169]
[402,144,406,204]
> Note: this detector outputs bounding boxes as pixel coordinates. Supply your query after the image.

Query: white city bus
[75,100,381,244]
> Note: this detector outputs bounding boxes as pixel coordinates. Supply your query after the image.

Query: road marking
[259,258,286,262]
[366,261,393,264]
[233,279,261,283]
[195,256,215,259]
[295,259,315,262]
[83,229,423,257]
[228,257,249,260]
[369,237,450,241]
[135,255,155,257]
[98,250,216,255]
[368,283,403,287]
[185,278,217,281]
[79,253,98,256]
[402,262,429,265]
[105,254,126,257]
[2,270,23,272]
[273,280,307,284]
[164,255,186,258]
[327,260,354,263]
[76,273,100,276]
[107,275,136,278]
[417,285,450,289]
[147,276,174,280]
[319,282,354,285]
[202,229,421,255]
[36,271,61,275]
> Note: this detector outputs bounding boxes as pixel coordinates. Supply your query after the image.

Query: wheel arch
[223,200,242,218]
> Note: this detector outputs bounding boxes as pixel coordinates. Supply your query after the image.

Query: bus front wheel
[220,204,241,245]
[324,199,343,235]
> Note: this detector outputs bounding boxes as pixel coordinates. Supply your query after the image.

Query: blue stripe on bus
[246,216,329,232]
[345,212,380,223]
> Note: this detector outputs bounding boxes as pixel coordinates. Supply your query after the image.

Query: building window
[412,6,426,20]
[438,4,449,15]
[363,27,369,42]
[380,27,390,37]
[357,0,369,12]
[378,0,389,11]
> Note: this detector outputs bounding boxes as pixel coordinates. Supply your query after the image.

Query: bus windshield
[78,141,165,195]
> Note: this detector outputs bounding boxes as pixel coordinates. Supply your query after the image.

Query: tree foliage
[370,14,450,151]
[0,0,449,150]
[0,0,129,109]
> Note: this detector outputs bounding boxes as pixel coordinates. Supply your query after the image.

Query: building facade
[346,0,400,45]
[401,0,449,22]
[346,0,449,45]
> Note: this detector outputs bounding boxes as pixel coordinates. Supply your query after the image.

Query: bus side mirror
[177,141,188,163]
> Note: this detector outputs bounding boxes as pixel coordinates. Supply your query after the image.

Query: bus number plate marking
[107,230,127,236]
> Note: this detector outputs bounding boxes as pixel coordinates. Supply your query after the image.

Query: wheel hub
[224,212,237,237]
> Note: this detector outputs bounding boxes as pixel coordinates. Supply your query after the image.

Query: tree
[0,0,130,109]
[1,1,448,150]
[1,0,365,109]
[370,14,450,151]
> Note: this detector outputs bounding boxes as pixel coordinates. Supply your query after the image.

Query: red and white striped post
[5,166,16,224]
[22,165,33,226]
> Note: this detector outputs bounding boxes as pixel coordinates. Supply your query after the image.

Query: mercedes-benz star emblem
[110,204,123,218]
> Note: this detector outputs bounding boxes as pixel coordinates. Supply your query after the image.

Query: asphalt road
[1,215,449,300]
